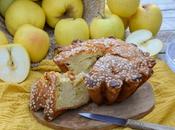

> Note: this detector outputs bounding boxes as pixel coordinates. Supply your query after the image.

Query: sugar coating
[30,38,156,119]
[85,54,143,89]
[30,71,58,121]
[54,38,155,75]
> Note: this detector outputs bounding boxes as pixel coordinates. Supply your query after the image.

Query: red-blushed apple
[14,24,50,62]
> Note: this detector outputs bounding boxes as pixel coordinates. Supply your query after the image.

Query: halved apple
[126,29,152,46]
[139,39,163,56]
[126,29,163,56]
[0,44,30,83]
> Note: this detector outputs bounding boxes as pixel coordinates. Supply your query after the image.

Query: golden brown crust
[54,38,155,104]
[85,53,155,104]
[30,38,156,121]
[83,39,156,104]
[30,71,89,121]
[53,38,120,72]
[54,38,155,73]
[30,71,61,121]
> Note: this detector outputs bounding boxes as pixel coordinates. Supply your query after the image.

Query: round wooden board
[32,82,154,130]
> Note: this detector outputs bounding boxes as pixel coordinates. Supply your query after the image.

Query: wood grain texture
[32,82,154,130]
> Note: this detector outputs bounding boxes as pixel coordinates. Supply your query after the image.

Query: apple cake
[30,38,155,121]
[30,71,89,121]
[54,38,156,104]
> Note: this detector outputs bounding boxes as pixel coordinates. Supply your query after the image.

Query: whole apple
[120,17,129,29]
[0,0,14,17]
[14,24,50,62]
[0,0,40,17]
[90,14,124,39]
[129,4,162,36]
[54,18,89,46]
[107,0,140,18]
[105,4,111,16]
[105,4,128,29]
[5,0,45,35]
[42,0,83,28]
[0,31,8,45]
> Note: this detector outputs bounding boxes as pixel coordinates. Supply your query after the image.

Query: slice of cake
[30,71,89,121]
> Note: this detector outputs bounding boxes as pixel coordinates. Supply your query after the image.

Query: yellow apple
[107,0,140,18]
[0,0,40,17]
[0,31,8,45]
[105,4,112,16]
[54,18,89,46]
[5,0,45,35]
[105,4,128,29]
[0,0,14,17]
[42,0,83,28]
[90,14,124,39]
[120,17,129,29]
[0,0,41,16]
[129,4,162,36]
[14,24,50,62]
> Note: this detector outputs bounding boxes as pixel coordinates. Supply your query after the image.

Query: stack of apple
[106,0,163,56]
[0,0,163,83]
[0,0,49,83]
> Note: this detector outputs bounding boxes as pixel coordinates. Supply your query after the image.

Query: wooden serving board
[32,82,155,130]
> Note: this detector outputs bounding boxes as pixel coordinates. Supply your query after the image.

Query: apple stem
[97,12,105,19]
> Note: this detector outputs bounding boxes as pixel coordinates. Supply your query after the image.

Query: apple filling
[66,53,102,74]
[56,72,89,110]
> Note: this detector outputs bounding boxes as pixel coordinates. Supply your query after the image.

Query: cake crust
[30,71,89,121]
[85,53,155,104]
[30,38,156,121]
